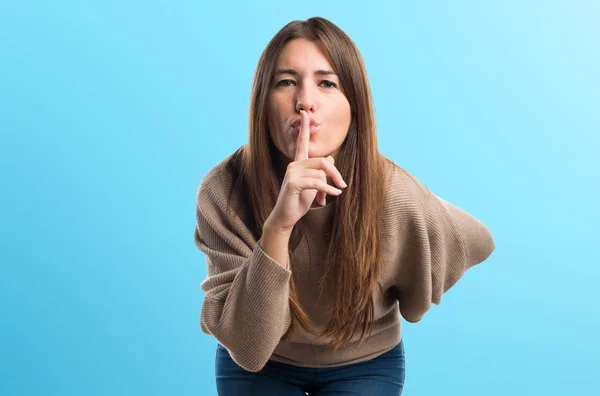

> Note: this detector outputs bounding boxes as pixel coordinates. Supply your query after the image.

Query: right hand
[266,110,347,233]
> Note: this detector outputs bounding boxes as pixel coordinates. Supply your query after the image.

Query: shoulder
[382,156,433,213]
[195,147,258,246]
[196,147,244,211]
[194,148,261,256]
[380,156,459,244]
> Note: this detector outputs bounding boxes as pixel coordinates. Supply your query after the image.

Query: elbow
[240,361,268,373]
[200,299,225,337]
[484,237,496,260]
[201,325,272,372]
[212,342,270,373]
[200,319,216,337]
[200,314,278,373]
[437,196,496,266]
[468,228,496,266]
[216,340,272,373]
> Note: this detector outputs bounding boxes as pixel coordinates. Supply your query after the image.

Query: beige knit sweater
[194,151,495,372]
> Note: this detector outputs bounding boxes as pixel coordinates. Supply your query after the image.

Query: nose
[295,84,316,113]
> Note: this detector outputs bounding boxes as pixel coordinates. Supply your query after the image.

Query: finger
[324,156,335,193]
[316,168,327,205]
[294,110,310,161]
[302,157,347,189]
[295,167,327,206]
[316,190,326,206]
[297,168,327,179]
[296,177,343,196]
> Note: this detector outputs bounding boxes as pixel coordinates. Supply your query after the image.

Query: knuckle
[287,174,299,186]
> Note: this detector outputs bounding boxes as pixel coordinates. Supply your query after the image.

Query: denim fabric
[215,339,405,395]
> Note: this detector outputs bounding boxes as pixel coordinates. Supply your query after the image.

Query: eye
[320,80,338,89]
[275,79,296,87]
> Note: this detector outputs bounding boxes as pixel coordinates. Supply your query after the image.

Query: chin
[309,147,335,159]
[307,148,323,158]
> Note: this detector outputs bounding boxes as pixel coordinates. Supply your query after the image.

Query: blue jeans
[215,339,405,395]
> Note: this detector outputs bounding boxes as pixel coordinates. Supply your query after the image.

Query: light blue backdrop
[1,1,598,395]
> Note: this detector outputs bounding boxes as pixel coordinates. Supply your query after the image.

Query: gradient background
[1,1,599,395]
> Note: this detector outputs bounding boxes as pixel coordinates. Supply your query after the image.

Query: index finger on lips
[294,110,310,161]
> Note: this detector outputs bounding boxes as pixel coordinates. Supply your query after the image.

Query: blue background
[1,1,599,395]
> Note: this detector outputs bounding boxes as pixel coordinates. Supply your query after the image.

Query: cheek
[267,102,282,137]
[268,98,288,131]
[267,100,295,156]
[331,99,351,133]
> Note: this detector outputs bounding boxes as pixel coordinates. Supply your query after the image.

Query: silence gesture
[267,110,347,233]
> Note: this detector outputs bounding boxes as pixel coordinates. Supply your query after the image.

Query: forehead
[275,39,334,71]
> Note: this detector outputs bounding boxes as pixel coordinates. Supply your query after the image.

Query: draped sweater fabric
[194,152,496,372]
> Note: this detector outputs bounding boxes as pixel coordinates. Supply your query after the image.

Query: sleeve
[194,176,293,372]
[395,181,495,323]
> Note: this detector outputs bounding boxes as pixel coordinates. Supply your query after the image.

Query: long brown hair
[228,17,389,350]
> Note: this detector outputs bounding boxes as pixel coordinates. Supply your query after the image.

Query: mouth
[292,124,319,135]
[291,117,320,129]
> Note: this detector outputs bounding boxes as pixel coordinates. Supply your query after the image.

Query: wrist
[263,217,294,238]
[261,217,293,269]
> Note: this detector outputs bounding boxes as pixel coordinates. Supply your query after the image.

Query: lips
[293,124,319,135]
[291,118,320,128]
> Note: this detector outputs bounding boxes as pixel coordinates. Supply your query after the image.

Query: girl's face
[267,39,351,162]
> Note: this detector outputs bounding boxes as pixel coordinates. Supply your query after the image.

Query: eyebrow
[274,68,337,77]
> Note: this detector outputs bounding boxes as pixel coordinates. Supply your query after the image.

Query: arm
[434,195,496,267]
[395,176,495,323]
[194,176,292,372]
[261,217,293,270]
